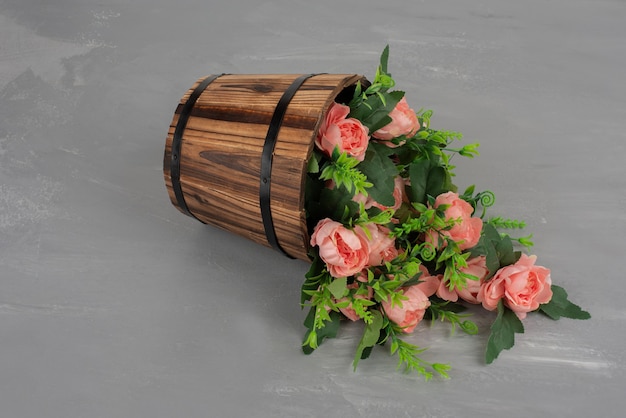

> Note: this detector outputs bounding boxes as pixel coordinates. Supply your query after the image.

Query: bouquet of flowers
[301,46,590,379]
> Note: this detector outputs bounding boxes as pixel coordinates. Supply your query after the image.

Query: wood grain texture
[163,74,366,260]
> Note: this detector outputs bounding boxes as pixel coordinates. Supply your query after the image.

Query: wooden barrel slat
[181,179,305,251]
[182,104,322,131]
[184,185,267,243]
[185,118,267,145]
[163,73,367,260]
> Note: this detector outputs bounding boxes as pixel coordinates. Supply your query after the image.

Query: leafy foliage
[319,149,372,196]
[427,300,479,335]
[485,301,525,364]
[539,285,591,320]
[357,142,398,206]
[353,310,384,370]
[302,308,342,354]
[387,324,451,379]
[298,45,590,380]
[469,223,521,280]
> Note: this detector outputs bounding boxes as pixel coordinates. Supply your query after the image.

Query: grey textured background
[1,0,624,417]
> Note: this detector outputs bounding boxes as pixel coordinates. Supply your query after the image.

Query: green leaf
[473,222,524,273]
[470,223,519,280]
[431,363,451,379]
[487,216,527,230]
[359,345,375,360]
[358,143,399,207]
[425,166,449,198]
[462,184,475,198]
[307,153,320,173]
[350,90,404,133]
[319,151,372,197]
[481,239,500,280]
[379,45,390,74]
[485,301,525,364]
[302,309,342,355]
[495,234,518,267]
[460,320,479,335]
[353,310,384,370]
[400,271,424,288]
[301,255,326,304]
[482,222,501,242]
[328,277,348,300]
[458,143,480,158]
[365,207,394,225]
[408,158,430,204]
[539,285,591,320]
[303,305,316,330]
[407,157,456,205]
[403,261,421,279]
[311,186,360,224]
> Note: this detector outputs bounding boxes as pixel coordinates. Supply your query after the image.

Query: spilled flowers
[301,47,589,379]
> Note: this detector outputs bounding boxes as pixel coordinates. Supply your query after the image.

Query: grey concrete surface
[1,0,624,417]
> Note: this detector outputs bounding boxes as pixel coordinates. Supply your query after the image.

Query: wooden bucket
[163,73,367,261]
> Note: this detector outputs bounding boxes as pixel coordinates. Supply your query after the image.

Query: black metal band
[260,73,316,258]
[171,74,224,220]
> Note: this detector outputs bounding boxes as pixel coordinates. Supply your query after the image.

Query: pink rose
[310,218,370,278]
[456,256,489,304]
[436,256,489,303]
[435,278,459,302]
[426,192,483,251]
[479,273,505,312]
[362,224,398,267]
[315,102,370,162]
[372,97,420,143]
[478,254,553,319]
[354,269,370,283]
[338,301,360,322]
[415,264,440,298]
[382,284,430,333]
